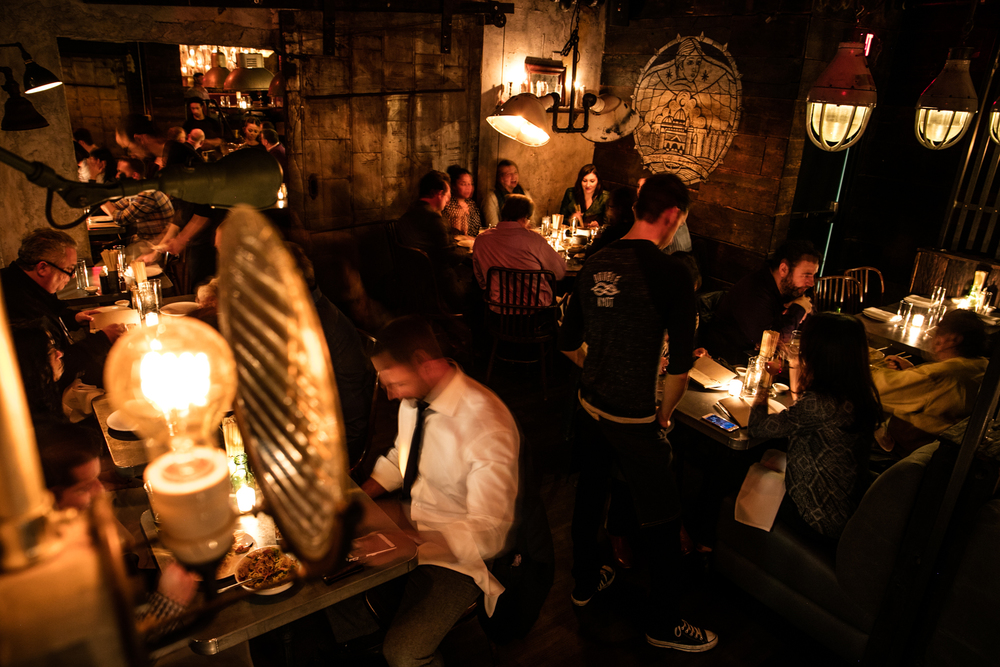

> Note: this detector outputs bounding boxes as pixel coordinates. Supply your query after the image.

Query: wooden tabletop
[674,384,794,451]
[142,486,418,658]
[94,396,148,478]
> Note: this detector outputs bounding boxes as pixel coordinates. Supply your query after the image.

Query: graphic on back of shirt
[592,271,621,307]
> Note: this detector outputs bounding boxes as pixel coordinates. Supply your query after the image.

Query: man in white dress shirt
[361,315,519,667]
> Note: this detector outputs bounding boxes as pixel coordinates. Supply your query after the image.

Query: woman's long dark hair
[12,322,64,419]
[799,313,881,433]
[572,163,603,209]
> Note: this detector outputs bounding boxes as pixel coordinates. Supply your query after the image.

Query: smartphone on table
[702,413,739,432]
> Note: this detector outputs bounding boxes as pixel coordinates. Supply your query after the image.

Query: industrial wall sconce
[914,47,979,150]
[0,67,48,131]
[0,42,62,94]
[805,42,877,152]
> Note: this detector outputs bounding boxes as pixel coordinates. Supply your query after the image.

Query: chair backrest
[844,267,885,308]
[350,329,380,480]
[814,276,864,314]
[484,267,558,342]
[485,267,556,313]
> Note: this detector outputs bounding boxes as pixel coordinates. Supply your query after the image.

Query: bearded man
[701,239,820,364]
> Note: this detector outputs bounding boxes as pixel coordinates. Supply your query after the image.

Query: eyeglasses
[43,260,75,277]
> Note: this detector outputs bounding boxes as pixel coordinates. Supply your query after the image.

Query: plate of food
[235,546,299,595]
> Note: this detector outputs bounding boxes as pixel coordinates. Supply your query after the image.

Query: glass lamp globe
[805,42,877,152]
[990,97,1000,145]
[915,48,978,150]
[104,316,237,454]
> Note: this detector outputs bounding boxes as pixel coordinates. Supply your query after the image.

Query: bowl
[735,366,748,377]
[160,301,201,317]
[235,546,299,595]
[115,300,130,307]
[772,382,789,394]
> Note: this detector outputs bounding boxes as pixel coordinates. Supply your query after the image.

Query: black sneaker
[571,565,615,607]
[646,619,718,652]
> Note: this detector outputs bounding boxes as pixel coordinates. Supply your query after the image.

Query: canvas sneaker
[570,565,615,607]
[646,619,718,652]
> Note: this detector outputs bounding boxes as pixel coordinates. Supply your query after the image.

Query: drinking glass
[542,216,551,236]
[896,301,913,328]
[551,213,563,229]
[132,279,162,324]
[75,260,89,289]
[931,286,946,307]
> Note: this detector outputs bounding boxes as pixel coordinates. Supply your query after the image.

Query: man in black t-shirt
[182,99,222,150]
[559,174,718,653]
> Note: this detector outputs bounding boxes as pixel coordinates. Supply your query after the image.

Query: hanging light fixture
[223,52,274,92]
[914,47,979,150]
[487,93,556,147]
[203,51,230,90]
[0,42,62,94]
[805,42,877,152]
[0,67,48,131]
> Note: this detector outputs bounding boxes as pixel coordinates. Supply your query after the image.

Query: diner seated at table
[237,115,265,151]
[100,157,175,246]
[361,315,519,667]
[11,321,66,422]
[873,309,988,458]
[701,239,820,364]
[748,313,881,543]
[482,159,533,230]
[559,163,610,229]
[442,165,482,244]
[86,146,117,184]
[472,194,567,308]
[287,243,376,465]
[1,229,125,390]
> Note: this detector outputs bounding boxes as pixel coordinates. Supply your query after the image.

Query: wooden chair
[349,329,381,483]
[844,266,885,308]
[483,267,559,396]
[814,275,864,314]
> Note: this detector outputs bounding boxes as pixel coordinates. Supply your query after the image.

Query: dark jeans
[571,410,684,624]
[382,565,481,667]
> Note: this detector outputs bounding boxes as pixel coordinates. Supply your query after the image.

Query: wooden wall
[280,11,483,230]
[594,0,853,286]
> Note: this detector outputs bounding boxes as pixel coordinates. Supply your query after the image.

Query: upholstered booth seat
[715,444,939,661]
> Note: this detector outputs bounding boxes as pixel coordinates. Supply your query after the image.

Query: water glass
[75,260,89,289]
[132,279,162,323]
[896,301,913,328]
[931,286,946,307]
[551,213,564,229]
[542,216,551,235]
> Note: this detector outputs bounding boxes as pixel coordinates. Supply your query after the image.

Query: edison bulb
[104,316,237,452]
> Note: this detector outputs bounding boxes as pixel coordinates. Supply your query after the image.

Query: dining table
[111,481,417,661]
[94,396,148,478]
[856,299,1000,362]
[674,383,795,451]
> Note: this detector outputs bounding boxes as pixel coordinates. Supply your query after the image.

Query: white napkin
[734,449,787,531]
[904,294,935,309]
[862,307,896,323]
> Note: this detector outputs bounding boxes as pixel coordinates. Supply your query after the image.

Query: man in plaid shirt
[99,157,174,244]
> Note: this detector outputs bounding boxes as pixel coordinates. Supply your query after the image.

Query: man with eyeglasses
[1,228,125,390]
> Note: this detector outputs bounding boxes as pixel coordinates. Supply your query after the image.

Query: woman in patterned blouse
[442,165,482,244]
[748,313,882,541]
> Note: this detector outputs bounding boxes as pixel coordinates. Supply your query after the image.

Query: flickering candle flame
[728,379,743,397]
[236,485,256,513]
[911,314,925,328]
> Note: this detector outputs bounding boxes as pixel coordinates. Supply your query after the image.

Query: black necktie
[401,400,429,500]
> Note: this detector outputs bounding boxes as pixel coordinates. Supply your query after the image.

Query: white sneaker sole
[645,634,719,652]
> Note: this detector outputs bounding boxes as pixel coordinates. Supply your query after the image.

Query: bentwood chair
[814,275,864,314]
[483,267,559,397]
[844,266,885,308]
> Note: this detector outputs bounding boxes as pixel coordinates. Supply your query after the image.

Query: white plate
[862,307,896,323]
[107,410,139,432]
[160,301,200,316]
